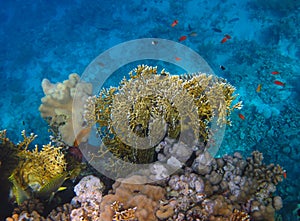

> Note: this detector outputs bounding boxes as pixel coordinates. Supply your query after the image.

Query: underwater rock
[72,175,104,205]
[47,203,74,221]
[161,150,285,220]
[149,163,169,180]
[273,196,283,211]
[192,151,214,175]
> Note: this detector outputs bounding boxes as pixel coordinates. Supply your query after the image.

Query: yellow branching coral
[9,131,67,204]
[16,144,66,191]
[111,201,137,221]
[17,130,38,150]
[84,65,242,164]
[229,209,251,221]
[182,73,242,125]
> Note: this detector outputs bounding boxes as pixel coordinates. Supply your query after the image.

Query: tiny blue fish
[228,18,239,23]
[212,27,222,33]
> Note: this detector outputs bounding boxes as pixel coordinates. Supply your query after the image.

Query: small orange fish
[74,127,91,147]
[175,57,181,61]
[274,80,285,86]
[179,35,187,41]
[225,34,231,39]
[283,171,287,179]
[256,84,262,93]
[221,37,228,43]
[272,71,279,75]
[238,113,245,120]
[171,20,178,27]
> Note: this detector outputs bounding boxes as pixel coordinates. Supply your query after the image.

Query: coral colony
[2,65,285,221]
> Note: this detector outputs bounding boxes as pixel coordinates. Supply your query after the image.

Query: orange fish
[272,71,279,75]
[283,171,287,179]
[171,20,178,27]
[74,127,91,147]
[175,57,181,61]
[225,34,231,39]
[179,35,187,41]
[256,84,262,93]
[221,37,228,43]
[274,80,285,86]
[238,113,245,120]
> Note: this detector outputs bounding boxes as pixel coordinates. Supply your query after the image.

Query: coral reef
[100,175,166,221]
[4,150,284,221]
[46,203,74,221]
[84,65,242,166]
[0,130,21,178]
[12,199,44,216]
[160,151,285,220]
[230,209,251,221]
[6,203,74,221]
[0,130,20,218]
[110,201,137,221]
[9,130,68,204]
[39,73,92,146]
[6,210,43,221]
[70,175,104,221]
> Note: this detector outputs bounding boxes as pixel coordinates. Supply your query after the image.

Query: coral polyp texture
[99,175,166,221]
[84,65,242,164]
[39,73,92,146]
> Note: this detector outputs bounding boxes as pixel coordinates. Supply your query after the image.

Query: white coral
[39,73,92,145]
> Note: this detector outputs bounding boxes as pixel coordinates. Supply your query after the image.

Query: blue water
[0,0,299,220]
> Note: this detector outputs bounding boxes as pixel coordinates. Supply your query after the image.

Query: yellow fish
[8,174,30,205]
[36,172,68,201]
[256,84,262,93]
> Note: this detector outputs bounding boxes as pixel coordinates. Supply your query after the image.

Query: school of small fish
[221,34,231,43]
[168,19,287,121]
